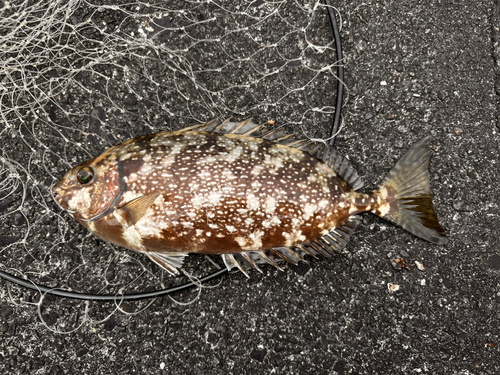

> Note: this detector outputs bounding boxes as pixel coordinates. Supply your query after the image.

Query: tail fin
[371,137,447,245]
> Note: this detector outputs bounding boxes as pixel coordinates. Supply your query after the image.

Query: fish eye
[76,166,94,185]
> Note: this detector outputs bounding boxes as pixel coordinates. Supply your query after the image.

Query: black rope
[0,268,229,301]
[325,0,344,146]
[0,3,344,301]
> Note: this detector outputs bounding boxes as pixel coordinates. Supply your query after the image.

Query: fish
[52,119,447,276]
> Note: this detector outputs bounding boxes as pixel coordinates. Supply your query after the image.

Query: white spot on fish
[315,162,335,178]
[249,230,264,249]
[122,227,144,250]
[264,196,277,214]
[246,193,260,210]
[251,180,262,191]
[303,203,317,220]
[208,191,222,205]
[235,237,248,248]
[119,153,132,161]
[191,195,205,208]
[318,199,329,209]
[262,215,281,228]
[250,164,264,176]
[283,230,306,247]
[224,146,243,163]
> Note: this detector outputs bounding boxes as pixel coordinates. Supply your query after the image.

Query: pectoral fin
[114,191,161,227]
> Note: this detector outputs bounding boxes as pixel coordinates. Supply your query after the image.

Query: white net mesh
[0,0,342,330]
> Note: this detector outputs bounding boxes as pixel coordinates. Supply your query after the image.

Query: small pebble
[380,231,389,241]
[467,169,478,179]
[207,332,219,344]
[388,283,400,292]
[394,139,404,148]
[0,198,14,213]
[250,348,267,362]
[76,347,89,357]
[124,93,137,106]
[452,199,473,212]
[12,212,25,226]
[105,269,115,280]
[0,306,13,319]
[364,112,375,120]
[415,261,425,271]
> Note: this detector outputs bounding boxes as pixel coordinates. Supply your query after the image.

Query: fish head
[52,157,123,221]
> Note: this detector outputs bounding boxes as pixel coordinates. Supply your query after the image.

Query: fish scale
[52,119,447,276]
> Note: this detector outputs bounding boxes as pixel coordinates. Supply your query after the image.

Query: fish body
[53,120,447,274]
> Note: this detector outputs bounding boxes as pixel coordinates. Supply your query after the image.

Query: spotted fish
[52,119,447,275]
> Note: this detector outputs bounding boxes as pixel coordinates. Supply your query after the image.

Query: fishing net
[0,0,342,331]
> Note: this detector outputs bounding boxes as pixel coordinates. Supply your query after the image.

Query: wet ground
[0,0,499,374]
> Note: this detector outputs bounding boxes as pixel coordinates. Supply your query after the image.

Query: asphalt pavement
[0,0,499,374]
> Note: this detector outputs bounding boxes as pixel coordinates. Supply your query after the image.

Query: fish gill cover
[0,0,344,330]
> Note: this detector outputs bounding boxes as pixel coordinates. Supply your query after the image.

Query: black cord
[0,268,229,301]
[324,0,344,146]
[0,4,344,301]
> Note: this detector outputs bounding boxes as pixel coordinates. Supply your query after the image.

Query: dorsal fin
[179,119,364,190]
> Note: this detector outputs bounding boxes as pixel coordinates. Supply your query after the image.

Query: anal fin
[318,216,361,255]
[222,254,249,277]
[144,252,187,275]
[222,247,307,276]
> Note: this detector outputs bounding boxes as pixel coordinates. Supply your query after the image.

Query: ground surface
[0,0,499,374]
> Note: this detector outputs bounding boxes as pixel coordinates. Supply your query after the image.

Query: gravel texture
[1,0,499,374]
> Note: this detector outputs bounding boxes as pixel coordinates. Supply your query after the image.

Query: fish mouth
[51,182,77,213]
[51,183,65,209]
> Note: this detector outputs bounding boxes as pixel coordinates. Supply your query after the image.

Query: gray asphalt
[0,1,499,374]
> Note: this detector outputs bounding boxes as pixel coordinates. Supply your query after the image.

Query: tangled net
[0,0,342,331]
